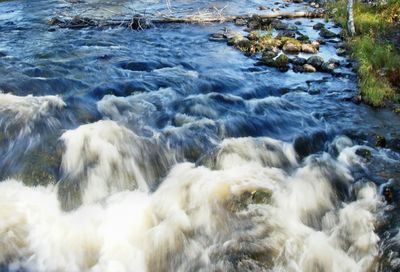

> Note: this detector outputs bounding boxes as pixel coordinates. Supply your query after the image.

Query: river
[0,0,400,271]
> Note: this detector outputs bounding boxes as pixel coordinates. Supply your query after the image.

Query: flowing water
[1,0,400,271]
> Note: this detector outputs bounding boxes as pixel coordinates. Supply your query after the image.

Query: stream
[0,0,400,271]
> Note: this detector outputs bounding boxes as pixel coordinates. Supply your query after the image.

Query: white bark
[347,0,356,36]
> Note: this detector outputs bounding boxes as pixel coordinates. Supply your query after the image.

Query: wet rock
[297,34,310,42]
[48,17,63,25]
[329,58,340,66]
[209,31,226,41]
[295,21,302,25]
[261,54,290,72]
[227,33,245,46]
[337,48,347,56]
[320,28,337,39]
[355,148,372,161]
[283,41,301,54]
[316,38,326,45]
[388,138,400,152]
[234,18,247,26]
[336,42,347,49]
[301,43,318,54]
[262,50,279,60]
[293,131,327,159]
[293,65,305,73]
[0,51,6,57]
[321,62,337,73]
[308,88,320,95]
[271,8,280,12]
[277,30,296,38]
[259,5,269,10]
[313,22,325,30]
[290,56,307,65]
[252,190,272,204]
[303,64,317,73]
[311,40,320,50]
[272,20,289,30]
[383,186,394,204]
[375,135,387,148]
[293,0,303,3]
[307,56,324,69]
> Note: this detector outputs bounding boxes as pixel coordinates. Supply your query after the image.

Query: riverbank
[326,0,400,108]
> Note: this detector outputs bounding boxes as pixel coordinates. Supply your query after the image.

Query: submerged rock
[319,28,337,38]
[355,148,372,161]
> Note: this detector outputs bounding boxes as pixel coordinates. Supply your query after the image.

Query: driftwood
[49,10,325,30]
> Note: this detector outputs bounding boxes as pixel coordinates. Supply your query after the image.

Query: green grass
[327,0,400,106]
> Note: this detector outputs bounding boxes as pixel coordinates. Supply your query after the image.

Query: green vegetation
[327,0,400,107]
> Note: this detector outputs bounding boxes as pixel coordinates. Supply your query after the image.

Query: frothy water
[0,137,381,271]
[1,0,400,271]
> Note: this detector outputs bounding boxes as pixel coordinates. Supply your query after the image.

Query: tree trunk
[347,0,356,36]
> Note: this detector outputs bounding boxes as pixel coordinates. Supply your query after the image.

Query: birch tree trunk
[347,0,356,36]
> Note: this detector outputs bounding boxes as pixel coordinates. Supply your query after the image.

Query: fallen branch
[49,10,325,29]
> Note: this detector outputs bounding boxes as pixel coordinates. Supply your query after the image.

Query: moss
[279,37,302,47]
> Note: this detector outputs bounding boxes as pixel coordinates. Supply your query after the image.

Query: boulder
[301,43,318,54]
[321,62,336,73]
[313,22,325,30]
[291,56,307,65]
[303,64,317,72]
[307,56,324,68]
[319,28,337,38]
[283,41,301,53]
[272,20,289,30]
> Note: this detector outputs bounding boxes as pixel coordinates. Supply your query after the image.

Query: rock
[336,42,347,49]
[301,43,318,54]
[271,8,280,12]
[337,48,347,56]
[313,22,325,30]
[259,5,269,10]
[316,38,326,45]
[234,39,254,53]
[375,135,387,148]
[262,50,278,60]
[295,21,302,25]
[297,34,310,41]
[293,0,303,2]
[311,40,320,50]
[262,54,290,72]
[303,64,317,72]
[234,18,247,26]
[272,20,288,30]
[277,30,296,38]
[0,51,6,57]
[307,56,324,68]
[319,28,337,38]
[209,31,226,41]
[290,56,307,65]
[48,17,63,25]
[355,148,372,161]
[226,32,245,45]
[293,65,305,73]
[329,58,340,66]
[251,190,272,204]
[308,88,320,95]
[321,62,336,73]
[283,41,301,54]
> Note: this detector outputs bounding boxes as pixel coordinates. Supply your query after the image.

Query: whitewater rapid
[0,93,383,271]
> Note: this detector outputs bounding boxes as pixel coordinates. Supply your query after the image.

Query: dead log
[49,10,325,30]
